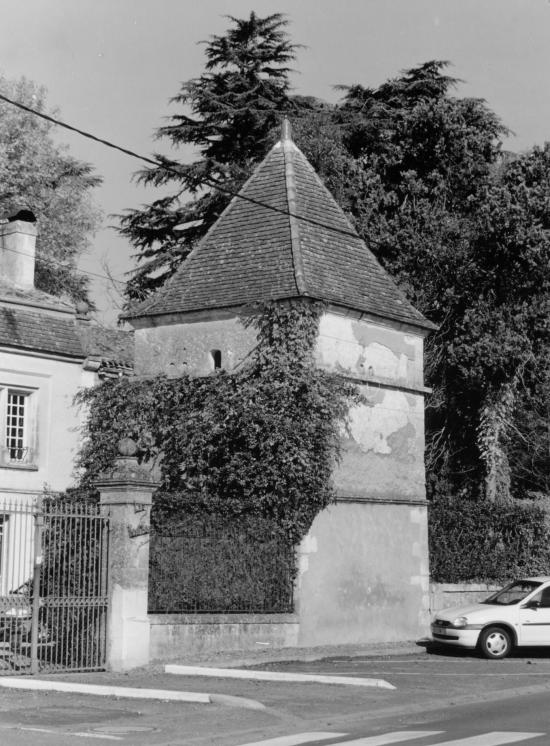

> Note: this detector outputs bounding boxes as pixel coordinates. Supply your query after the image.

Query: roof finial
[281,117,292,142]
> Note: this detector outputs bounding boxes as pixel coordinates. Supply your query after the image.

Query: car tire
[479,626,512,659]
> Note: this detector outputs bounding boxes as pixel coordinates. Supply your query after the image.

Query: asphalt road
[1,649,550,745]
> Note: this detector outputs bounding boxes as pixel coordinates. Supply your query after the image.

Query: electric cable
[0,243,126,286]
[0,91,379,246]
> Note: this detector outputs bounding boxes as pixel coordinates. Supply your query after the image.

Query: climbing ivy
[77,301,361,543]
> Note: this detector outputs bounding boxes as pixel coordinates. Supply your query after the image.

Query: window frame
[0,386,38,470]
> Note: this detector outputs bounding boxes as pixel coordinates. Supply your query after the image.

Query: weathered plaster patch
[351,321,416,359]
[387,421,416,462]
[347,390,409,454]
[365,386,385,405]
[337,569,405,610]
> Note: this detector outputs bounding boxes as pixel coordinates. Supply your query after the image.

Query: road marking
[300,671,550,677]
[323,732,443,745]
[19,727,123,741]
[73,734,124,741]
[236,733,347,746]
[324,733,544,746]
[166,664,395,689]
[0,677,211,703]
[428,733,545,745]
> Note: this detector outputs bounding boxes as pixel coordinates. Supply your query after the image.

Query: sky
[3,0,550,325]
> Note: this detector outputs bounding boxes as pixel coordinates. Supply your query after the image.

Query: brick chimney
[0,212,38,289]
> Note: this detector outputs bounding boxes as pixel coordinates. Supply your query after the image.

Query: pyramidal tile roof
[125,122,434,331]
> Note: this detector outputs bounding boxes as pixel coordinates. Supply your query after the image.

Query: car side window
[529,590,543,606]
[524,589,550,608]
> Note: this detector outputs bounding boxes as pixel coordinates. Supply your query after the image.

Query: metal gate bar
[0,496,109,674]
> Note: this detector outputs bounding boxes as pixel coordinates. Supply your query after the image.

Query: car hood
[433,603,507,621]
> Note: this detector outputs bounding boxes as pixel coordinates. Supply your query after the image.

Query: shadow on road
[422,639,550,660]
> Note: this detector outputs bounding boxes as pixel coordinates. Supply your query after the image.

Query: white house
[0,213,132,592]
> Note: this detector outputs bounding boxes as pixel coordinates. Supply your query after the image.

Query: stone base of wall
[429,583,500,615]
[296,501,430,646]
[148,501,432,662]
[149,613,299,662]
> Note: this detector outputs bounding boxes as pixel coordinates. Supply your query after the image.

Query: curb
[174,642,425,670]
[165,664,396,689]
[0,677,264,708]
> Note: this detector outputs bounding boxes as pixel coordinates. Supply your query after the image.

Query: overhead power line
[0,242,126,286]
[0,91,374,246]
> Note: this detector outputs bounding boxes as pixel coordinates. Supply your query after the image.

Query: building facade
[0,215,132,592]
[124,121,435,647]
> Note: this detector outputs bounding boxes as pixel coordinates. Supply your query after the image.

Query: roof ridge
[282,137,307,296]
[122,123,435,332]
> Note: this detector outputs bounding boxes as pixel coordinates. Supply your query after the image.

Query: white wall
[0,350,87,496]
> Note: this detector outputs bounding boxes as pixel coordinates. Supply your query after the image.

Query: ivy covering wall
[77,301,361,545]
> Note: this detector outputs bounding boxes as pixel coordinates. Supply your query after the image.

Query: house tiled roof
[124,125,434,331]
[0,278,75,312]
[79,326,134,369]
[0,298,134,365]
[0,306,84,358]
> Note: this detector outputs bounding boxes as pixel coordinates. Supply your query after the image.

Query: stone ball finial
[76,300,89,315]
[118,437,138,457]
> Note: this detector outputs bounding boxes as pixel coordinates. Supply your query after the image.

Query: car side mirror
[523,600,540,610]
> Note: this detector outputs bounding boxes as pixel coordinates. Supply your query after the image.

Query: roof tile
[125,129,434,331]
[0,307,84,358]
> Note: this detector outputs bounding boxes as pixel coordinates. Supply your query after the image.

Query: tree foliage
[77,301,360,543]
[0,75,102,302]
[120,12,304,302]
[121,11,550,504]
[296,63,550,501]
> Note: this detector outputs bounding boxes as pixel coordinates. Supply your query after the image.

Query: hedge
[429,496,550,582]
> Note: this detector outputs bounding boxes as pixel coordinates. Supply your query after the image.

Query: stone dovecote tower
[124,121,435,648]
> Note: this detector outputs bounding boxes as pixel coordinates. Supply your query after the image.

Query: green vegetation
[429,496,550,582]
[121,13,550,504]
[0,75,102,302]
[78,301,360,543]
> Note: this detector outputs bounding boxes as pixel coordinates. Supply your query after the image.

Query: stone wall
[149,614,298,661]
[129,304,432,663]
[296,501,430,645]
[429,583,500,615]
[132,310,256,377]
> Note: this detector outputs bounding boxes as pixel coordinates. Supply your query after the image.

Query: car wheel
[479,626,512,659]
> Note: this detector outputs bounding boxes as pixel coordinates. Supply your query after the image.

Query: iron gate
[0,497,109,674]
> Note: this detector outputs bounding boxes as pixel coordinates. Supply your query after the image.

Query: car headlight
[451,616,468,628]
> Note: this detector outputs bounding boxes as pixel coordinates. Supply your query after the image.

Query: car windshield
[482,580,543,605]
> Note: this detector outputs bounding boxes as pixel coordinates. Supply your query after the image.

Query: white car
[431,576,550,659]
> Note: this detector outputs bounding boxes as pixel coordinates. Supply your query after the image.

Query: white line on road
[165,664,395,688]
[322,732,544,746]
[426,732,545,746]
[0,677,211,703]
[73,734,125,741]
[298,671,550,677]
[320,733,443,745]
[236,733,347,746]
[19,727,123,741]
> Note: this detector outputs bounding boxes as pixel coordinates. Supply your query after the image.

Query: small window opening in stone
[211,349,222,369]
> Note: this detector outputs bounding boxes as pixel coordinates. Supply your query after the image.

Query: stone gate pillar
[95,439,158,671]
